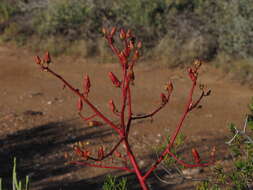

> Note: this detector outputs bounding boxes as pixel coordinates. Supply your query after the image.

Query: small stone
[47,101,53,105]
[182,168,203,176]
[205,114,213,118]
[139,160,145,167]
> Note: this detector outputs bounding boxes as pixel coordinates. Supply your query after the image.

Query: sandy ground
[0,44,252,190]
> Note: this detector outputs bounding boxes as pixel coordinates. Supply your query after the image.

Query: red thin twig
[167,151,215,168]
[78,113,97,122]
[42,66,122,135]
[144,79,198,180]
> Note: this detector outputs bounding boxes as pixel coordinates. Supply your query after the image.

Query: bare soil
[0,44,252,190]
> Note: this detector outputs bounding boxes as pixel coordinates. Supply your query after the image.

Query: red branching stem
[82,138,124,161]
[120,70,130,131]
[167,151,215,168]
[78,113,97,122]
[125,85,133,138]
[70,161,133,172]
[123,140,149,190]
[189,91,204,111]
[42,66,122,135]
[132,103,167,120]
[168,80,196,146]
[132,91,172,120]
[144,80,197,180]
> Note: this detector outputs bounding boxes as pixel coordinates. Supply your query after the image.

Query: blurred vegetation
[0,0,253,81]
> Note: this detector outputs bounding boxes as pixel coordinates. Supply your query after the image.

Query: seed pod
[164,81,173,94]
[97,146,104,159]
[114,151,122,158]
[160,93,168,104]
[35,56,41,65]
[119,28,126,40]
[192,148,201,164]
[129,40,135,50]
[83,74,91,96]
[108,72,121,87]
[110,27,117,36]
[193,59,202,69]
[77,97,83,112]
[109,100,116,113]
[126,29,132,38]
[137,41,142,49]
[88,120,103,127]
[44,51,51,64]
[132,50,140,60]
[119,51,128,65]
[82,150,90,160]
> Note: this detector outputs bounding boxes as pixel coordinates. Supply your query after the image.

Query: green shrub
[34,0,91,37]
[195,99,253,190]
[0,1,19,24]
[102,175,128,190]
[0,157,30,190]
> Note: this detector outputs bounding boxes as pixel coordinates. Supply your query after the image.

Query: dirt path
[0,45,252,189]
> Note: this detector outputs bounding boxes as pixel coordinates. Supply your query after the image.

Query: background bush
[0,0,253,74]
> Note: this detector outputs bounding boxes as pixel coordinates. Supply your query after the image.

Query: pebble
[182,168,203,176]
[47,101,53,105]
[139,160,145,167]
[205,114,213,118]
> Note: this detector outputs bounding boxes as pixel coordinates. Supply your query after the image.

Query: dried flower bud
[77,97,83,112]
[119,51,128,65]
[109,100,116,113]
[83,74,91,96]
[97,146,104,159]
[199,84,205,90]
[114,151,122,158]
[192,148,201,164]
[164,81,173,94]
[119,28,126,40]
[108,72,121,87]
[44,51,51,64]
[126,29,132,38]
[129,40,135,50]
[88,120,103,127]
[35,55,41,65]
[160,93,168,104]
[132,50,140,60]
[102,28,107,35]
[110,27,117,36]
[193,59,202,69]
[137,41,142,49]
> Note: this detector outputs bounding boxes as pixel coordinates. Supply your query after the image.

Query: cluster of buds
[188,59,203,82]
[161,81,174,105]
[34,51,51,68]
[34,27,215,190]
[108,72,121,88]
[102,27,142,84]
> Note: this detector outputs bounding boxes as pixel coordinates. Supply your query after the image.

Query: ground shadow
[0,119,114,189]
